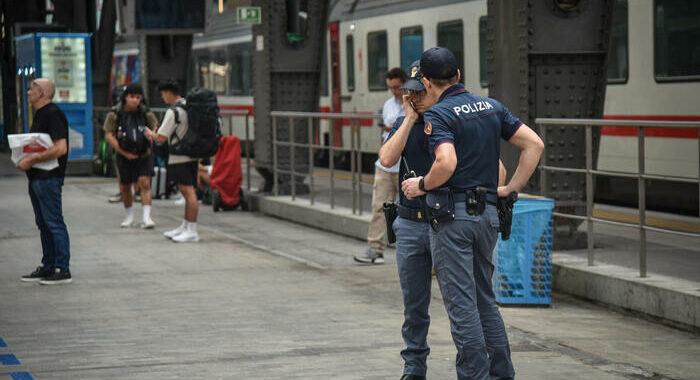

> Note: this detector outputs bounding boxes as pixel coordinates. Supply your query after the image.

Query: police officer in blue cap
[381,61,508,380]
[378,61,434,380]
[401,47,544,380]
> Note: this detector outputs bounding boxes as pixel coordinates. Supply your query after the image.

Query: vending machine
[15,33,93,172]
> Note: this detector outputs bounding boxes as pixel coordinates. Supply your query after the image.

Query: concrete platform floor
[1,174,699,379]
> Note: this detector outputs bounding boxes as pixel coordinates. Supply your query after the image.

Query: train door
[328,21,343,147]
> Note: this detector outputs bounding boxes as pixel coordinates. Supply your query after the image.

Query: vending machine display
[15,33,93,166]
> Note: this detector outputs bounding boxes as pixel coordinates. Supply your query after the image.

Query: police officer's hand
[402,95,418,122]
[497,185,511,198]
[402,176,425,200]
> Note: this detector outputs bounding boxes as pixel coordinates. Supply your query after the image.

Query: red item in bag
[23,142,47,154]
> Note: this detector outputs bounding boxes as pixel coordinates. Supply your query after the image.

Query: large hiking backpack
[115,103,150,155]
[169,87,222,158]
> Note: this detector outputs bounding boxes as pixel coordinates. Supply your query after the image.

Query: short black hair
[123,83,144,96]
[385,67,407,83]
[120,83,146,104]
[428,74,459,89]
[157,79,181,95]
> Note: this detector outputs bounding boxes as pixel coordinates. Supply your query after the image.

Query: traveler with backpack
[103,83,158,228]
[105,85,142,204]
[146,80,221,243]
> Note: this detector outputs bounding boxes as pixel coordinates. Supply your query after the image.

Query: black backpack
[115,103,150,155]
[169,87,222,158]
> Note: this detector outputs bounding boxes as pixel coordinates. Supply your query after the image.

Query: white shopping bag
[7,133,59,171]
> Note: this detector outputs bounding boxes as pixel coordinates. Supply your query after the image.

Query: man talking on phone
[354,67,407,264]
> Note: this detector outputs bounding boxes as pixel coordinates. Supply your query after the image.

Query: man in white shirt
[354,67,407,264]
[146,80,200,243]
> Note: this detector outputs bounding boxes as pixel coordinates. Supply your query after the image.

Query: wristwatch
[418,177,426,192]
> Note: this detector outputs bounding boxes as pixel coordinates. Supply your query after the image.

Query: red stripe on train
[219,104,255,115]
[601,115,700,138]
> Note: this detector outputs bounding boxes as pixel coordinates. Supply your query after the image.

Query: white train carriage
[330,0,699,213]
[327,0,487,154]
[599,0,700,181]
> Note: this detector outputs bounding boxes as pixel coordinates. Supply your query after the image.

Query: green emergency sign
[237,7,261,24]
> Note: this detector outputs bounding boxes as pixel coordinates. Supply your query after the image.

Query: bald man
[17,78,73,285]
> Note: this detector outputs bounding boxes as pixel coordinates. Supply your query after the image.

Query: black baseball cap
[420,47,459,79]
[401,60,425,92]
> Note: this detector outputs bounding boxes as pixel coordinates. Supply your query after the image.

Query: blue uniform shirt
[425,84,522,192]
[387,115,433,208]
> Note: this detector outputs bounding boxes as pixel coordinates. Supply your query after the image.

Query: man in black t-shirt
[16,78,72,285]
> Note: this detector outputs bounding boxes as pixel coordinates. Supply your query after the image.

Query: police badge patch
[424,121,432,135]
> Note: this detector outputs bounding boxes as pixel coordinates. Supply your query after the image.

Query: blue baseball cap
[420,47,458,79]
[401,60,425,91]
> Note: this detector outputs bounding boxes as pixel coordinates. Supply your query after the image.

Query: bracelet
[418,177,426,192]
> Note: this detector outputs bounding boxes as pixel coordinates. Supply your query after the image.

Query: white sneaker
[164,225,185,239]
[120,215,134,228]
[174,197,186,205]
[172,229,199,243]
[142,216,155,229]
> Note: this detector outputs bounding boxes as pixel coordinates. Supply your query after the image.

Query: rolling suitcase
[151,166,167,199]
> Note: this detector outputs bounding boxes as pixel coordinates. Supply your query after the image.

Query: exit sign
[237,7,261,24]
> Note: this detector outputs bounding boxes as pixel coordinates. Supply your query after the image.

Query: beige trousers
[367,166,399,253]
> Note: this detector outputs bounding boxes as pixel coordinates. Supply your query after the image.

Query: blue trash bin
[493,196,554,305]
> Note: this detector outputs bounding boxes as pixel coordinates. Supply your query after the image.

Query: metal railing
[93,106,253,189]
[536,118,700,277]
[270,111,383,215]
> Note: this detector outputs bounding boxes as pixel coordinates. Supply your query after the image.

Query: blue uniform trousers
[429,205,514,380]
[28,177,71,271]
[393,216,432,376]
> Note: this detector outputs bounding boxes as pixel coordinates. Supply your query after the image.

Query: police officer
[402,47,544,380]
[378,61,435,380]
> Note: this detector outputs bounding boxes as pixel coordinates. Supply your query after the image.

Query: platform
[0,161,698,378]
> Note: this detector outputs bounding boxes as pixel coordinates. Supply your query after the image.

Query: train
[111,0,700,215]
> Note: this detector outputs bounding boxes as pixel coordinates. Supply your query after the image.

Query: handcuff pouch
[425,188,455,230]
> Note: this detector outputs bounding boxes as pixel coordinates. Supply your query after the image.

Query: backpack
[169,87,222,158]
[115,103,149,155]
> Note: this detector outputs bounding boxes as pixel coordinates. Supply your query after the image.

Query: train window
[400,26,423,70]
[346,35,355,92]
[437,20,464,84]
[191,43,253,96]
[607,0,628,83]
[228,43,252,96]
[478,17,488,87]
[211,50,229,94]
[654,0,700,81]
[367,31,388,91]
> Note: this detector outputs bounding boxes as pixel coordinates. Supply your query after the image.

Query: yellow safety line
[312,168,374,184]
[593,209,700,234]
